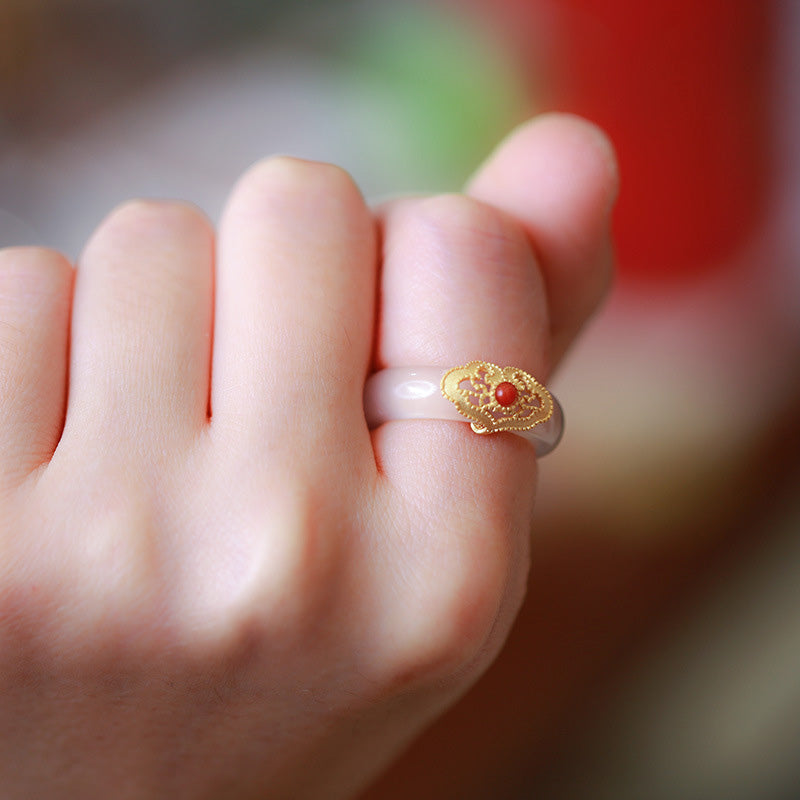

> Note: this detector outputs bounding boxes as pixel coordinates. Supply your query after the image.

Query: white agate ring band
[364,361,563,458]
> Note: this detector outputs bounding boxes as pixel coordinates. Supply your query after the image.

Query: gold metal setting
[441,360,554,435]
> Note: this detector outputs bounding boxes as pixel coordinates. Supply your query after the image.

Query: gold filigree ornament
[441,360,554,435]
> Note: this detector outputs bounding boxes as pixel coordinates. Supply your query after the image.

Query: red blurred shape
[474,0,774,282]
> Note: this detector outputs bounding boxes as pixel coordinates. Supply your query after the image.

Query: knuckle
[0,246,72,297]
[59,512,163,652]
[245,494,336,623]
[379,533,511,689]
[250,155,358,192]
[414,193,527,268]
[86,199,212,259]
[176,485,339,651]
[0,248,71,405]
[105,198,208,229]
[7,476,168,657]
[234,156,365,219]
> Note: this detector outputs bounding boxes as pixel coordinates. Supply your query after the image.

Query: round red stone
[495,382,517,407]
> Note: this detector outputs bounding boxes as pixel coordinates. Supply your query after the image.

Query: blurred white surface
[0,45,440,258]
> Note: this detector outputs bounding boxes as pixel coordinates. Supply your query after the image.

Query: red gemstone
[495,382,517,407]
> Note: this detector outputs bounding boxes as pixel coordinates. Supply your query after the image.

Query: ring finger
[374,192,549,488]
[363,193,548,674]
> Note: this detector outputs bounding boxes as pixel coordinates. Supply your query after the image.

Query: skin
[0,113,617,799]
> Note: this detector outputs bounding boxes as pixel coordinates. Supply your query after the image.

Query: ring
[364,360,563,457]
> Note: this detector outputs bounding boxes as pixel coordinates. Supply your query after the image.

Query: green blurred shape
[345,3,527,190]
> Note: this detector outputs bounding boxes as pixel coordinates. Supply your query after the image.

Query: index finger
[466,113,619,365]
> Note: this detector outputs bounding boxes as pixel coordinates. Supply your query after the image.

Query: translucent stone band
[364,366,564,457]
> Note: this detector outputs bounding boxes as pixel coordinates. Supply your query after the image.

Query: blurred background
[1,1,799,798]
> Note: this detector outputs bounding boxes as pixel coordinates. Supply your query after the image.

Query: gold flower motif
[441,360,553,434]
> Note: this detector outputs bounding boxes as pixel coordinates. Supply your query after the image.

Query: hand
[0,113,616,799]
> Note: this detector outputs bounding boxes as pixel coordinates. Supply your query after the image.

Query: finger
[377,195,549,375]
[211,157,376,467]
[0,248,72,485]
[375,191,547,494]
[365,194,547,675]
[467,113,619,364]
[64,201,214,453]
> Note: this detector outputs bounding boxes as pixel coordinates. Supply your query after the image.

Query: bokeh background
[1,1,799,798]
